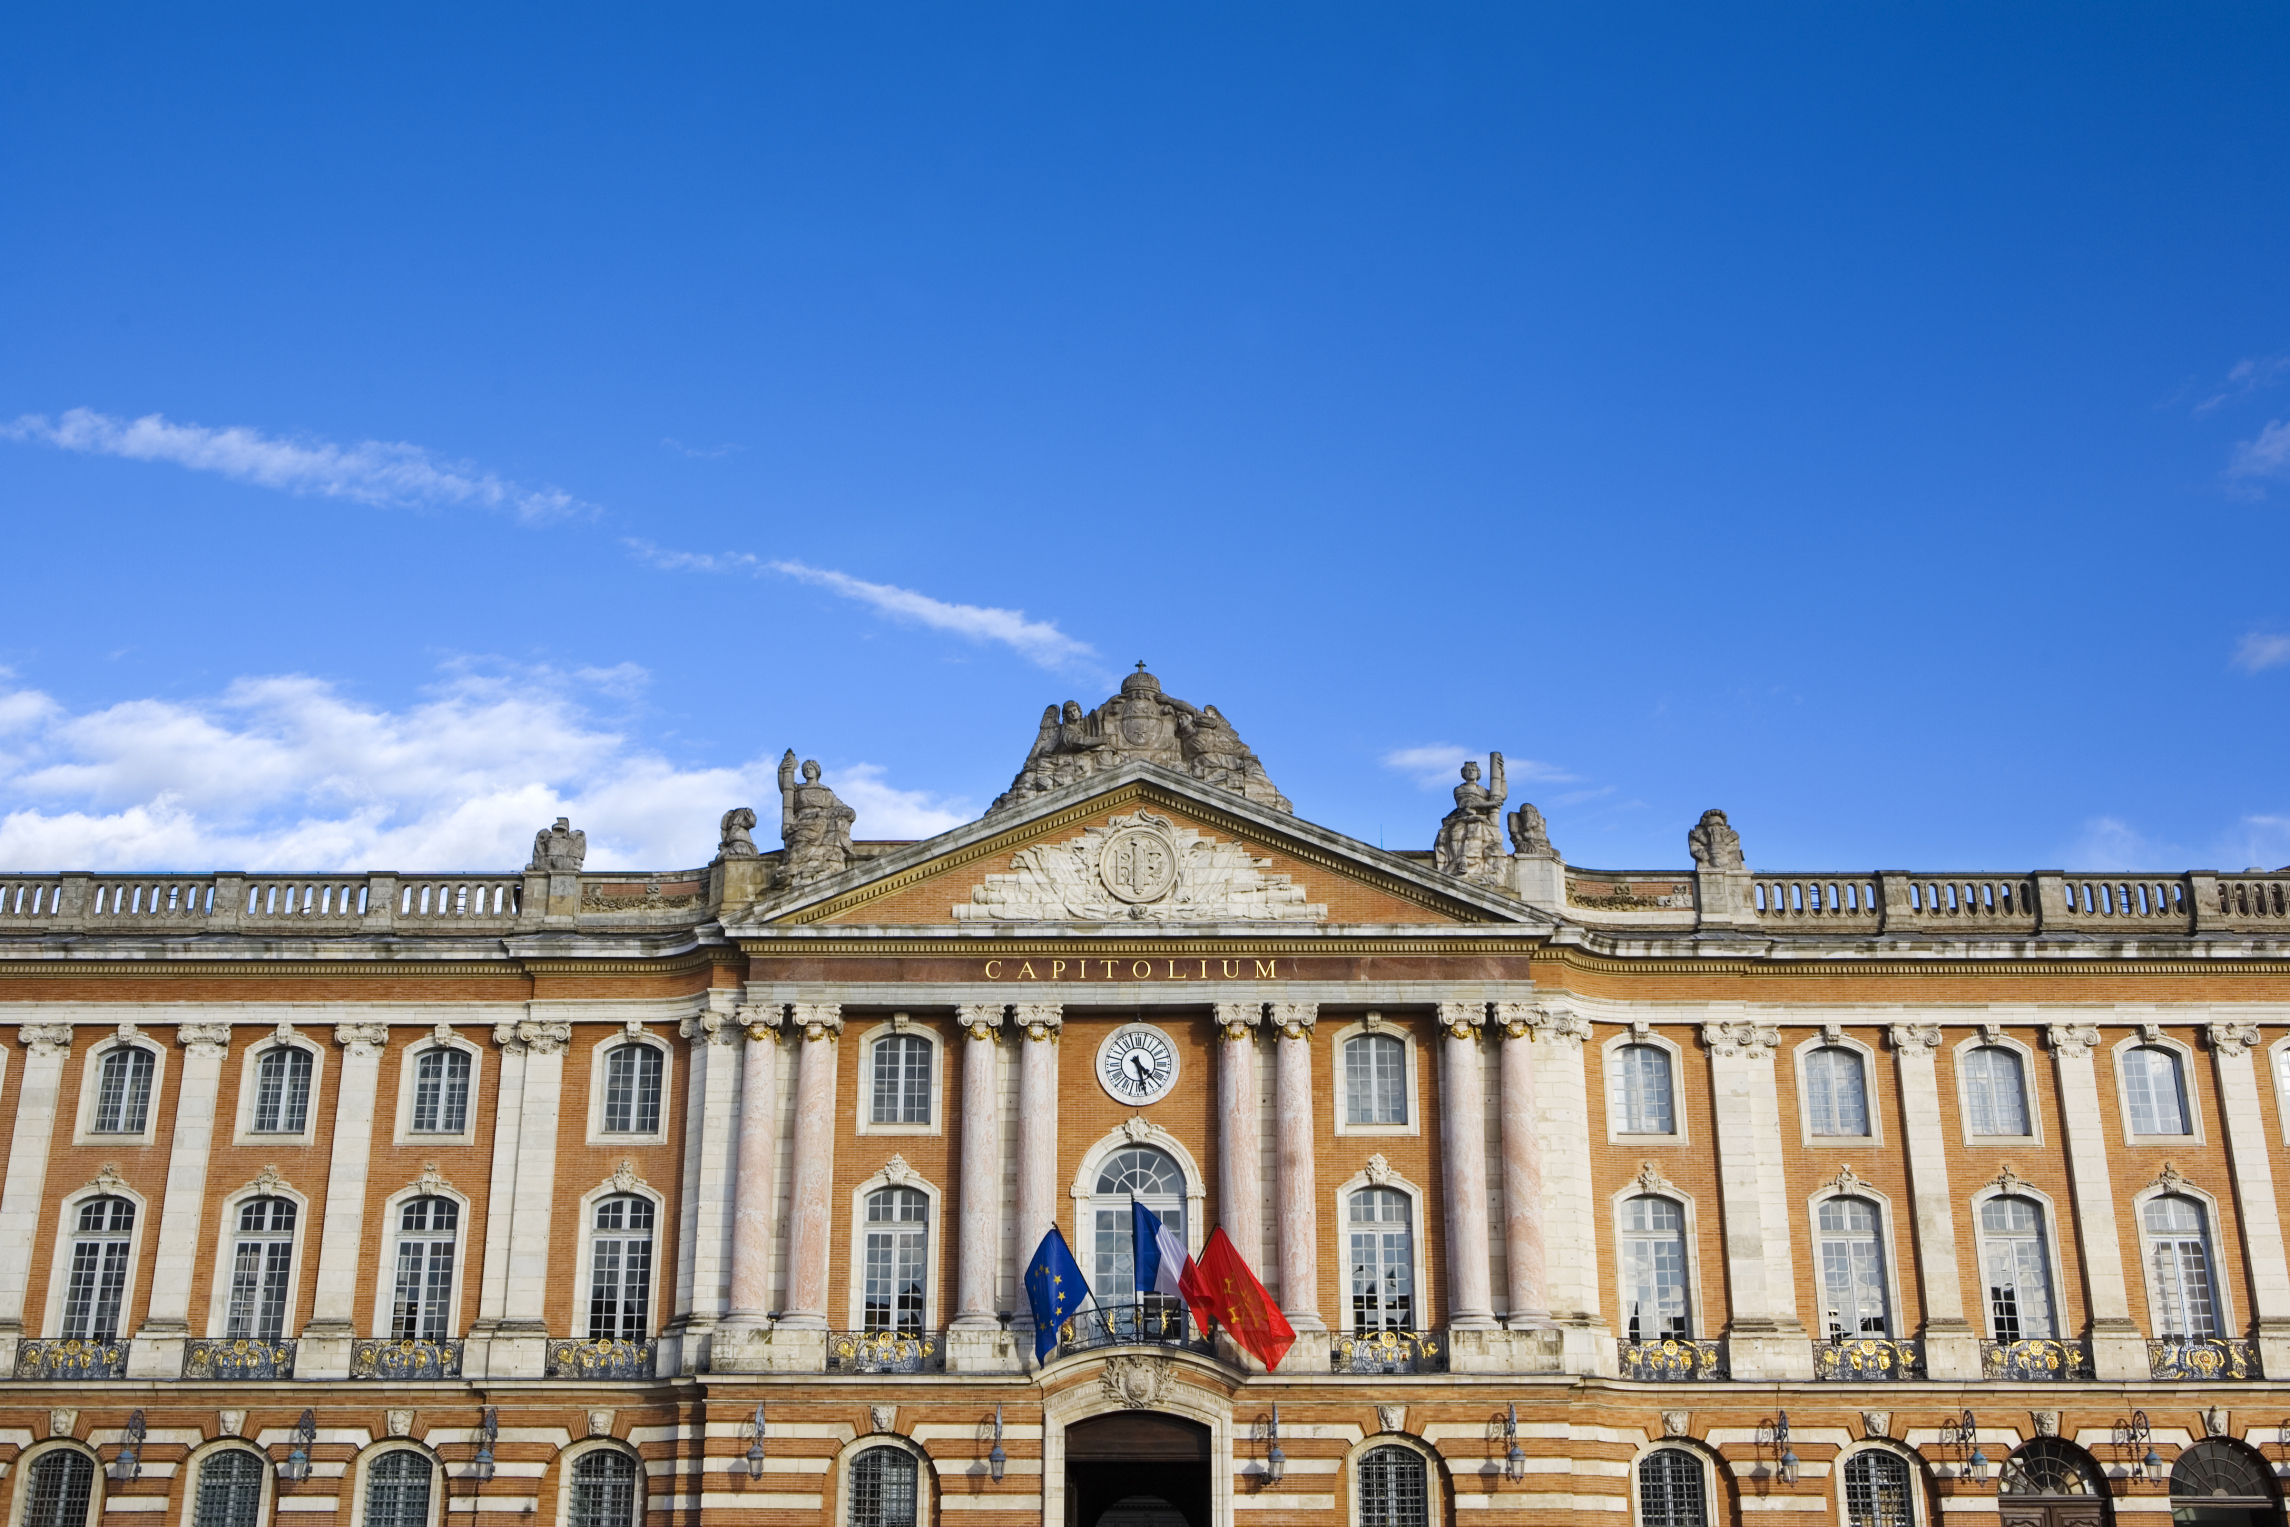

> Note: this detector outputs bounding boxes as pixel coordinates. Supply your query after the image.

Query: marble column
[1216,1003,1264,1268]
[2207,1021,2290,1375]
[1494,1004,1552,1329]
[671,999,743,1372]
[954,1003,1006,1328]
[1437,1002,1498,1330]
[0,1024,76,1369]
[296,1020,390,1379]
[2047,1022,2145,1379]
[1013,1005,1063,1269]
[1701,1017,1811,1379]
[1889,1023,1978,1379]
[721,1006,783,1337]
[1270,1003,1321,1331]
[128,1021,234,1377]
[776,1004,844,1329]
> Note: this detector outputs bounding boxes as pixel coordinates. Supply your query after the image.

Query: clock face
[1096,1024,1180,1105]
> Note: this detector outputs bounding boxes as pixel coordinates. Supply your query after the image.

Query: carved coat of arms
[957,810,1325,923]
[1099,1355,1172,1409]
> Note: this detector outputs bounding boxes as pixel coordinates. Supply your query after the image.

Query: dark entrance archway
[1065,1412,1210,1527]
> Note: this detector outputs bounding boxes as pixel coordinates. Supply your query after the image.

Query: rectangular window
[1983,1238,2054,1341]
[62,1238,132,1339]
[390,1204,458,1341]
[92,1048,154,1134]
[1348,1190,1414,1331]
[2151,1237,2219,1336]
[863,1225,926,1332]
[412,1049,471,1134]
[587,1197,654,1340]
[1964,1047,2030,1136]
[1806,1048,1871,1136]
[603,1046,663,1134]
[2125,1048,2189,1135]
[1617,1045,1675,1134]
[1344,1036,1407,1126]
[251,1048,312,1133]
[226,1238,294,1340]
[870,1036,931,1125]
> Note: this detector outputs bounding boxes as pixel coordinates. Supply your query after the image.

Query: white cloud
[2233,632,2290,673]
[0,669,969,872]
[2226,418,2290,489]
[1,408,586,523]
[1380,743,1577,791]
[2063,815,2174,871]
[2194,355,2290,415]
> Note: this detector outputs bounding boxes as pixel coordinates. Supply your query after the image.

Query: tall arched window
[363,1452,432,1527]
[861,1187,927,1333]
[1638,1448,1708,1527]
[1615,1045,1675,1134]
[23,1452,95,1527]
[1090,1147,1186,1301]
[1348,1187,1415,1332]
[1345,1035,1407,1125]
[587,1196,654,1340]
[410,1050,470,1135]
[1357,1445,1428,1527]
[601,1045,662,1134]
[2124,1047,2190,1135]
[1981,1196,2056,1342]
[2169,1440,2278,1527]
[191,1449,266,1527]
[91,1048,154,1134]
[2144,1194,2220,1336]
[61,1197,135,1339]
[250,1048,312,1134]
[1620,1195,1690,1342]
[1805,1047,1870,1136]
[847,1446,917,1527]
[870,1035,930,1125]
[1844,1450,1914,1527]
[224,1197,297,1340]
[568,1451,639,1527]
[1962,1047,2029,1136]
[388,1198,458,1340]
[1817,1197,1890,1339]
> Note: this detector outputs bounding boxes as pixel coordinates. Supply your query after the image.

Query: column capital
[1700,1019,1778,1059]
[335,1021,391,1056]
[1494,1001,1535,1039]
[1437,1001,1486,1041]
[1268,1002,1316,1040]
[177,1022,232,1057]
[492,1019,572,1056]
[1887,1022,1944,1051]
[2209,1020,2263,1059]
[1214,1002,1262,1040]
[790,1004,843,1042]
[957,1003,1005,1041]
[2046,1022,2102,1060]
[17,1023,72,1057]
[1528,1003,1590,1047]
[1014,1003,1061,1041]
[679,1008,741,1046]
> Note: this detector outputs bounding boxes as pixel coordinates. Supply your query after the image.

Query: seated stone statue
[778,750,857,886]
[1434,755,1508,885]
[1687,808,1744,870]
[1508,800,1555,858]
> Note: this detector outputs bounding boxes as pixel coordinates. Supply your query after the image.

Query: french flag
[1129,1199,1192,1299]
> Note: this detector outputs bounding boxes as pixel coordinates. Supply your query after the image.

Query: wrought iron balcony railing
[1616,1338,1725,1381]
[546,1338,655,1379]
[184,1338,296,1380]
[1981,1337,2090,1381]
[1815,1336,1924,1381]
[1054,1300,1212,1359]
[351,1338,464,1380]
[825,1330,943,1375]
[2148,1335,2258,1381]
[1332,1327,1445,1375]
[15,1337,127,1380]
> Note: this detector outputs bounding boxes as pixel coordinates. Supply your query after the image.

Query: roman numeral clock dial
[1096,1023,1179,1105]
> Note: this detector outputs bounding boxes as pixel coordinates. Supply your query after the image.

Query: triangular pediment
[730,761,1551,930]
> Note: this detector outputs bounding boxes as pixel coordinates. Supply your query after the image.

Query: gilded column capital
[18,1023,73,1057]
[1214,1002,1263,1040]
[790,1004,843,1042]
[492,1019,573,1056]
[2208,1020,2262,1060]
[957,1003,1006,1042]
[1700,1020,1779,1060]
[1268,1002,1316,1041]
[334,1021,391,1056]
[1437,1001,1487,1041]
[1887,1022,1944,1052]
[1014,1004,1062,1042]
[1494,1001,1536,1040]
[2045,1022,2102,1060]
[177,1021,233,1057]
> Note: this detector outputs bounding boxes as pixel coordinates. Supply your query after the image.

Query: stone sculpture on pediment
[714,806,759,861]
[1686,809,1744,870]
[778,750,856,886]
[1507,800,1555,858]
[956,809,1325,924]
[1434,754,1508,885]
[528,817,587,872]
[990,666,1291,814]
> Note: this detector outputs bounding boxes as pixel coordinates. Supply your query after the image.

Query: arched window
[1348,1187,1415,1332]
[601,1045,662,1134]
[1090,1147,1186,1300]
[1620,1195,1689,1342]
[1345,1035,1407,1125]
[91,1048,154,1134]
[1962,1047,2029,1136]
[388,1198,458,1340]
[363,1451,432,1527]
[587,1196,654,1340]
[568,1451,639,1527]
[861,1187,927,1333]
[1981,1196,2055,1342]
[22,1452,95,1527]
[225,1197,297,1340]
[251,1048,312,1134]
[61,1197,135,1338]
[2144,1194,2220,1336]
[192,1449,267,1527]
[1638,1448,1708,1527]
[2124,1047,2190,1135]
[2000,1438,2106,1498]
[1806,1047,1870,1136]
[847,1446,917,1527]
[2170,1439,2278,1527]
[870,1035,930,1125]
[1358,1445,1428,1527]
[1615,1045,1675,1135]
[1844,1450,1914,1527]
[410,1050,470,1134]
[1817,1197,1890,1338]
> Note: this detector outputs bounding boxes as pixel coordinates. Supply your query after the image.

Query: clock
[1096,1023,1180,1105]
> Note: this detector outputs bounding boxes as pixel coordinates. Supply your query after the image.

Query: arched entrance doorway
[2170,1439,2284,1527]
[1065,1412,1209,1527]
[2000,1439,2113,1527]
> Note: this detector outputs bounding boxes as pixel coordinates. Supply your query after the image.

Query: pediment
[735,761,1548,930]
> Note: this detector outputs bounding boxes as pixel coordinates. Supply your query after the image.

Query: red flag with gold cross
[1179,1226,1296,1371]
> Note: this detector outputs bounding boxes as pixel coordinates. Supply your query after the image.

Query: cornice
[1529,945,2290,979]
[739,936,1550,958]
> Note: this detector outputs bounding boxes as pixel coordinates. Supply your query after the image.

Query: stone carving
[1361,1011,1385,1033]
[1686,809,1744,870]
[494,1019,572,1056]
[116,1021,142,1045]
[2047,1023,2101,1060]
[1990,1165,2027,1197]
[1823,1164,1868,1196]
[385,1409,414,1438]
[2203,1407,2230,1439]
[1364,1154,1394,1186]
[992,666,1291,815]
[1889,1023,1943,1051]
[48,1410,75,1439]
[2029,1410,2059,1439]
[216,1410,247,1438]
[586,1410,615,1439]
[680,1009,736,1047]
[2153,1162,2188,1194]
[1099,1354,1172,1409]
[1377,1405,1408,1435]
[1661,1410,1691,1440]
[869,1406,898,1435]
[1269,1003,1316,1040]
[20,1023,74,1057]
[1439,1002,1486,1041]
[88,1163,127,1195]
[881,1155,912,1187]
[1700,1020,1779,1059]
[957,1004,1003,1042]
[528,817,587,872]
[335,1021,389,1054]
[178,1021,232,1054]
[1530,1004,1591,1047]
[430,1023,456,1047]
[1015,1005,1061,1042]
[959,809,1324,924]
[778,753,857,886]
[715,807,759,861]
[413,1162,453,1196]
[791,1004,844,1043]
[1216,1003,1261,1041]
[2209,1021,2261,1059]
[609,1159,644,1193]
[245,1165,289,1195]
[1635,1161,1676,1193]
[1860,1412,1892,1440]
[1433,755,1508,885]
[1508,800,1555,858]
[2138,1020,2165,1045]
[1120,1116,1155,1144]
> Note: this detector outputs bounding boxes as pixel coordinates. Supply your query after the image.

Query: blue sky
[2,6,2287,874]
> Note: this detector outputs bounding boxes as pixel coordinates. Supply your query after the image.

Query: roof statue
[1508,799,1555,858]
[527,817,587,872]
[989,664,1291,815]
[715,806,759,861]
[1686,808,1744,870]
[1434,753,1508,885]
[778,750,856,886]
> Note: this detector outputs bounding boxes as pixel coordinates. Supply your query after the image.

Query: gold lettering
[1222,960,1239,978]
[1168,959,1185,980]
[1200,959,1208,978]
[1019,962,1037,980]
[1133,960,1151,980]
[984,960,1003,980]
[1052,960,1067,980]
[1255,959,1277,978]
[1102,960,1117,979]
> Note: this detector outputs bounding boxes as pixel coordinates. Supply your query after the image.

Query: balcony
[350,1338,464,1379]
[1616,1338,1725,1381]
[1814,1337,1923,1381]
[546,1338,655,1379]
[184,1338,296,1380]
[825,1330,943,1375]
[1053,1300,1213,1360]
[2148,1336,2258,1381]
[1331,1328,1445,1375]
[1981,1338,2090,1381]
[14,1338,127,1380]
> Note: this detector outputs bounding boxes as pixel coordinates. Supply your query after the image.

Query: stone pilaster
[1438,1002,1498,1330]
[1701,1017,1811,1379]
[295,1021,391,1380]
[667,1000,742,1375]
[1526,1004,1607,1374]
[2047,1022,2145,1379]
[1270,1003,1323,1340]
[775,1004,844,1340]
[2206,1021,2290,1375]
[127,1022,234,1378]
[0,1024,76,1371]
[483,1017,573,1377]
[471,1029,530,1341]
[1495,1003,1553,1331]
[1889,1022,1979,1379]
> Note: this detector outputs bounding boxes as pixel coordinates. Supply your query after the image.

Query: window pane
[1818,1199,1889,1337]
[1638,1449,1707,1527]
[413,1050,470,1134]
[1620,1196,1690,1341]
[569,1453,637,1527]
[94,1049,154,1133]
[193,1451,266,1527]
[849,1448,917,1527]
[2125,1048,2188,1135]
[604,1046,663,1134]
[1345,1036,1405,1125]
[1348,1189,1414,1331]
[1965,1048,2029,1136]
[1620,1046,1674,1134]
[1808,1048,1869,1136]
[1844,1452,1913,1527]
[25,1452,96,1527]
[364,1453,432,1527]
[1358,1446,1429,1527]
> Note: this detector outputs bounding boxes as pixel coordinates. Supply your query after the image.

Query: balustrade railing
[1331,1327,1445,1375]
[1980,1337,2090,1381]
[1054,1300,1211,1359]
[825,1330,942,1374]
[546,1338,655,1379]
[14,1338,127,1380]
[2148,1335,2258,1381]
[1814,1336,1923,1381]
[1752,877,1883,932]
[184,1338,296,1380]
[350,1338,464,1379]
[1615,1337,1725,1381]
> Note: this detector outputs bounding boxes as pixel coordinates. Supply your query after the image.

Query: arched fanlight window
[1805,1047,1870,1136]
[1345,1035,1407,1125]
[1638,1448,1708,1527]
[1620,1195,1690,1341]
[870,1035,930,1125]
[2170,1439,2278,1527]
[2123,1047,2191,1135]
[1358,1445,1429,1527]
[861,1187,927,1334]
[1843,1450,1914,1527]
[568,1451,639,1527]
[1980,1196,2056,1342]
[61,1197,136,1339]
[224,1197,297,1340]
[91,1048,154,1134]
[250,1047,312,1134]
[1999,1439,2106,1497]
[587,1196,654,1340]
[23,1451,97,1527]
[363,1451,433,1527]
[847,1446,917,1527]
[1348,1187,1415,1333]
[191,1449,266,1527]
[601,1045,663,1134]
[1817,1197,1890,1339]
[2144,1195,2221,1337]
[1089,1148,1185,1300]
[1962,1047,2029,1135]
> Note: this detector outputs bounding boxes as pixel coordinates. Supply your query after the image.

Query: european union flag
[1023,1225,1091,1362]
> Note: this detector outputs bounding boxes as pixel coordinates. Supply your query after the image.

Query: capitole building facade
[1,667,2288,1527]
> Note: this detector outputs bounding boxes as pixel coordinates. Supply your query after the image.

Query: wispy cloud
[1,408,587,523]
[2232,632,2290,673]
[1380,742,1578,791]
[2226,419,2290,494]
[661,437,744,459]
[625,539,1101,675]
[2194,355,2290,415]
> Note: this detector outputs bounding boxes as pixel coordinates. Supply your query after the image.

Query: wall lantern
[1503,1404,1527,1482]
[2274,1421,2290,1481]
[1758,1412,1799,1485]
[988,1405,1006,1483]
[277,1411,317,1483]
[1941,1410,1987,1484]
[2114,1411,2159,1485]
[742,1404,767,1480]
[105,1412,145,1484]
[1263,1405,1285,1486]
[466,1409,498,1484]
